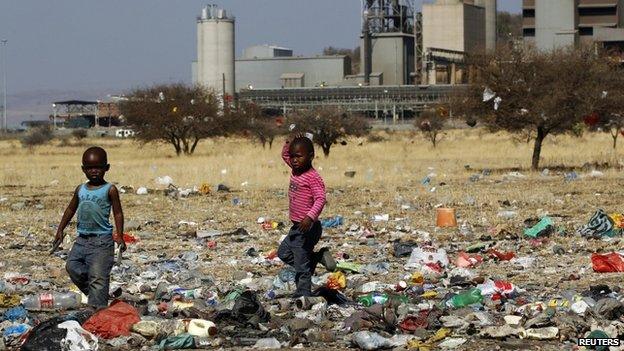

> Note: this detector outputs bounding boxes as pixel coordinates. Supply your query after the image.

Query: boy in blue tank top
[52,146,126,308]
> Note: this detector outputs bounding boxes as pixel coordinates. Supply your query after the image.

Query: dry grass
[0,129,622,190]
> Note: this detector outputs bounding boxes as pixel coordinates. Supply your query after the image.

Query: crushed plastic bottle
[358,292,388,307]
[253,337,281,349]
[447,288,483,308]
[21,292,81,311]
[352,331,393,350]
[358,292,408,307]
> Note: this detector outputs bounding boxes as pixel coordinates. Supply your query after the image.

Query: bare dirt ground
[1,129,624,350]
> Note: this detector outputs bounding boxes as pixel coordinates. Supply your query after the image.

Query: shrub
[71,128,88,140]
[21,126,53,147]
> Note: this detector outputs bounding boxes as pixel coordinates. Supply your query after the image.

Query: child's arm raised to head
[109,185,126,252]
[52,185,80,252]
[281,138,292,168]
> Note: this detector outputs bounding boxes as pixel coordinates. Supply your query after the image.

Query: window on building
[579,27,594,36]
[578,7,617,17]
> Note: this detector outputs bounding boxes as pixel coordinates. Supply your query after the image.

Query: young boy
[52,146,126,308]
[278,134,336,298]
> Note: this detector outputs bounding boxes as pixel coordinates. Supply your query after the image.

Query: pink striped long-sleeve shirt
[282,141,326,222]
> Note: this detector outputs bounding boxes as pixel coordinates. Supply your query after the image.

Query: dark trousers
[277,221,322,296]
[66,235,115,308]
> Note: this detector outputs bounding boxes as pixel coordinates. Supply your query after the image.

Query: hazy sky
[1,0,520,95]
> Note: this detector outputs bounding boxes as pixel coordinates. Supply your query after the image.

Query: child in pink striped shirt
[277,134,336,298]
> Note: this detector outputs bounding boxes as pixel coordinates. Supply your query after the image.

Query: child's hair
[83,146,108,164]
[291,136,314,156]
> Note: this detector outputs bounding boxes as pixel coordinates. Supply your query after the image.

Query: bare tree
[592,68,624,149]
[452,47,610,170]
[415,106,448,148]
[290,107,371,157]
[120,84,225,156]
[236,101,285,149]
[497,12,522,43]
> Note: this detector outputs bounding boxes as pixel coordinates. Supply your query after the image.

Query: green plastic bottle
[449,288,483,308]
[357,292,388,307]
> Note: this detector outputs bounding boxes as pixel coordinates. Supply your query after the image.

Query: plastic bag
[336,262,362,273]
[591,252,624,273]
[326,271,347,290]
[321,215,343,228]
[579,210,616,238]
[159,333,195,350]
[455,252,482,268]
[3,306,28,322]
[487,249,515,261]
[399,311,429,331]
[477,280,516,300]
[82,300,141,339]
[524,217,554,238]
[58,320,98,351]
[21,316,67,351]
[405,247,449,268]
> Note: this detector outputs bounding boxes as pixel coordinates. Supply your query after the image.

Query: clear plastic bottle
[21,292,81,310]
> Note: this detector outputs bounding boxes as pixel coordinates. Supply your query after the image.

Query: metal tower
[361,0,415,34]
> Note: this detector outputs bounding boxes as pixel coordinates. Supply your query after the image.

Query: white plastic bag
[405,247,449,268]
[58,320,98,351]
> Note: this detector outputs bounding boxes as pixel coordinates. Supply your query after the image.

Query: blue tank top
[77,183,113,236]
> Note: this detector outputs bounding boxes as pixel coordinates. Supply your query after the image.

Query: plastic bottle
[352,331,392,350]
[21,292,81,310]
[172,288,203,299]
[357,292,388,307]
[448,288,483,308]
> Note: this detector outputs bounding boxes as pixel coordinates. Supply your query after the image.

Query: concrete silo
[196,5,235,96]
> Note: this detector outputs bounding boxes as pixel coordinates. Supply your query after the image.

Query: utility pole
[1,40,7,133]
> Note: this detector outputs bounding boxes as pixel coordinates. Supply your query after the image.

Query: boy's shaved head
[82,146,108,165]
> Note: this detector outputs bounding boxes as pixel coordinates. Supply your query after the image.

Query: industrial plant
[191,1,497,120]
[522,0,624,51]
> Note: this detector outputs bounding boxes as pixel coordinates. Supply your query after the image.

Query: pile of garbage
[3,171,624,350]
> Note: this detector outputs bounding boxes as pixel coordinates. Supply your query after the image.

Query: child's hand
[298,217,313,233]
[50,232,64,254]
[116,239,127,253]
[288,133,303,143]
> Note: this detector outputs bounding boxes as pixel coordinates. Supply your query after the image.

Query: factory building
[422,0,487,53]
[193,5,350,93]
[522,0,624,50]
[242,45,293,59]
[421,0,495,84]
[357,0,416,86]
[236,55,351,90]
[193,2,493,94]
